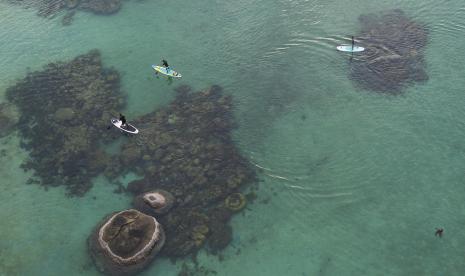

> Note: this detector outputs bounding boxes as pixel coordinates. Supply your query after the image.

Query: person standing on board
[351,36,355,51]
[162,59,170,72]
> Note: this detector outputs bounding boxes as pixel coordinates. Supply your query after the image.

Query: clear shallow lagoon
[1,0,465,275]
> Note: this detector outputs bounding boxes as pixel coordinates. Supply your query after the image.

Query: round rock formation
[133,189,175,216]
[225,193,246,212]
[88,209,165,276]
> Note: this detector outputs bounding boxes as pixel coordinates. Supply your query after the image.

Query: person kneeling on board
[119,113,127,128]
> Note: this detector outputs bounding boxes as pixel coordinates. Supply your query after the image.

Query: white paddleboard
[337,45,365,52]
[152,65,182,78]
[111,118,139,134]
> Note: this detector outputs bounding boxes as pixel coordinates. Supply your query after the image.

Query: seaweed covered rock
[125,85,256,257]
[133,189,175,216]
[88,209,165,276]
[6,50,125,196]
[350,9,428,93]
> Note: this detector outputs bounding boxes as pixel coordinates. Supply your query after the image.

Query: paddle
[351,36,354,52]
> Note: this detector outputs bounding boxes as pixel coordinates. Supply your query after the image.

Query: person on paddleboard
[435,228,444,238]
[119,113,127,128]
[162,59,170,72]
[351,36,355,51]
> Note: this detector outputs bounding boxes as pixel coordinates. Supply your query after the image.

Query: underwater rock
[6,50,124,196]
[350,9,428,93]
[133,189,175,216]
[224,193,246,212]
[88,209,165,276]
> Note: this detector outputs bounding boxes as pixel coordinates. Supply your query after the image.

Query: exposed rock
[133,189,175,216]
[88,209,165,276]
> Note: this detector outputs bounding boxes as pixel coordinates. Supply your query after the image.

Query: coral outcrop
[88,209,165,276]
[350,9,428,93]
[6,50,124,196]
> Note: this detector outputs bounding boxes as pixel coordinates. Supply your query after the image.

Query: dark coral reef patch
[125,85,256,257]
[6,49,125,196]
[350,9,428,93]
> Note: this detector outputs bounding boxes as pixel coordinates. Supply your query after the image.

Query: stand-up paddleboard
[152,65,182,78]
[337,45,365,52]
[111,118,139,134]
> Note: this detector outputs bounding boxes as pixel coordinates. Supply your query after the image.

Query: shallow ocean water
[1,0,465,275]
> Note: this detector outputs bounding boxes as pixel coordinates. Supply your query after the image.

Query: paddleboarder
[119,113,127,128]
[435,228,444,238]
[351,36,355,51]
[162,59,170,72]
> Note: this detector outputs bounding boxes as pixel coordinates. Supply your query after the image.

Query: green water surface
[1,0,465,275]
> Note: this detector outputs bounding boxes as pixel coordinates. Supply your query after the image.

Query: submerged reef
[87,85,257,274]
[6,50,125,196]
[125,85,256,257]
[350,9,428,93]
[6,0,123,25]
[88,209,165,276]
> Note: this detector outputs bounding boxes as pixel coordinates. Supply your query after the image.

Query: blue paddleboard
[152,65,182,78]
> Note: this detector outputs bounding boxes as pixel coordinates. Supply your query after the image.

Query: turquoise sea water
[2,0,465,275]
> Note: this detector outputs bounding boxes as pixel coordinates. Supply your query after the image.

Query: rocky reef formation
[125,85,256,257]
[88,209,165,276]
[6,0,123,25]
[350,9,428,93]
[6,50,125,196]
